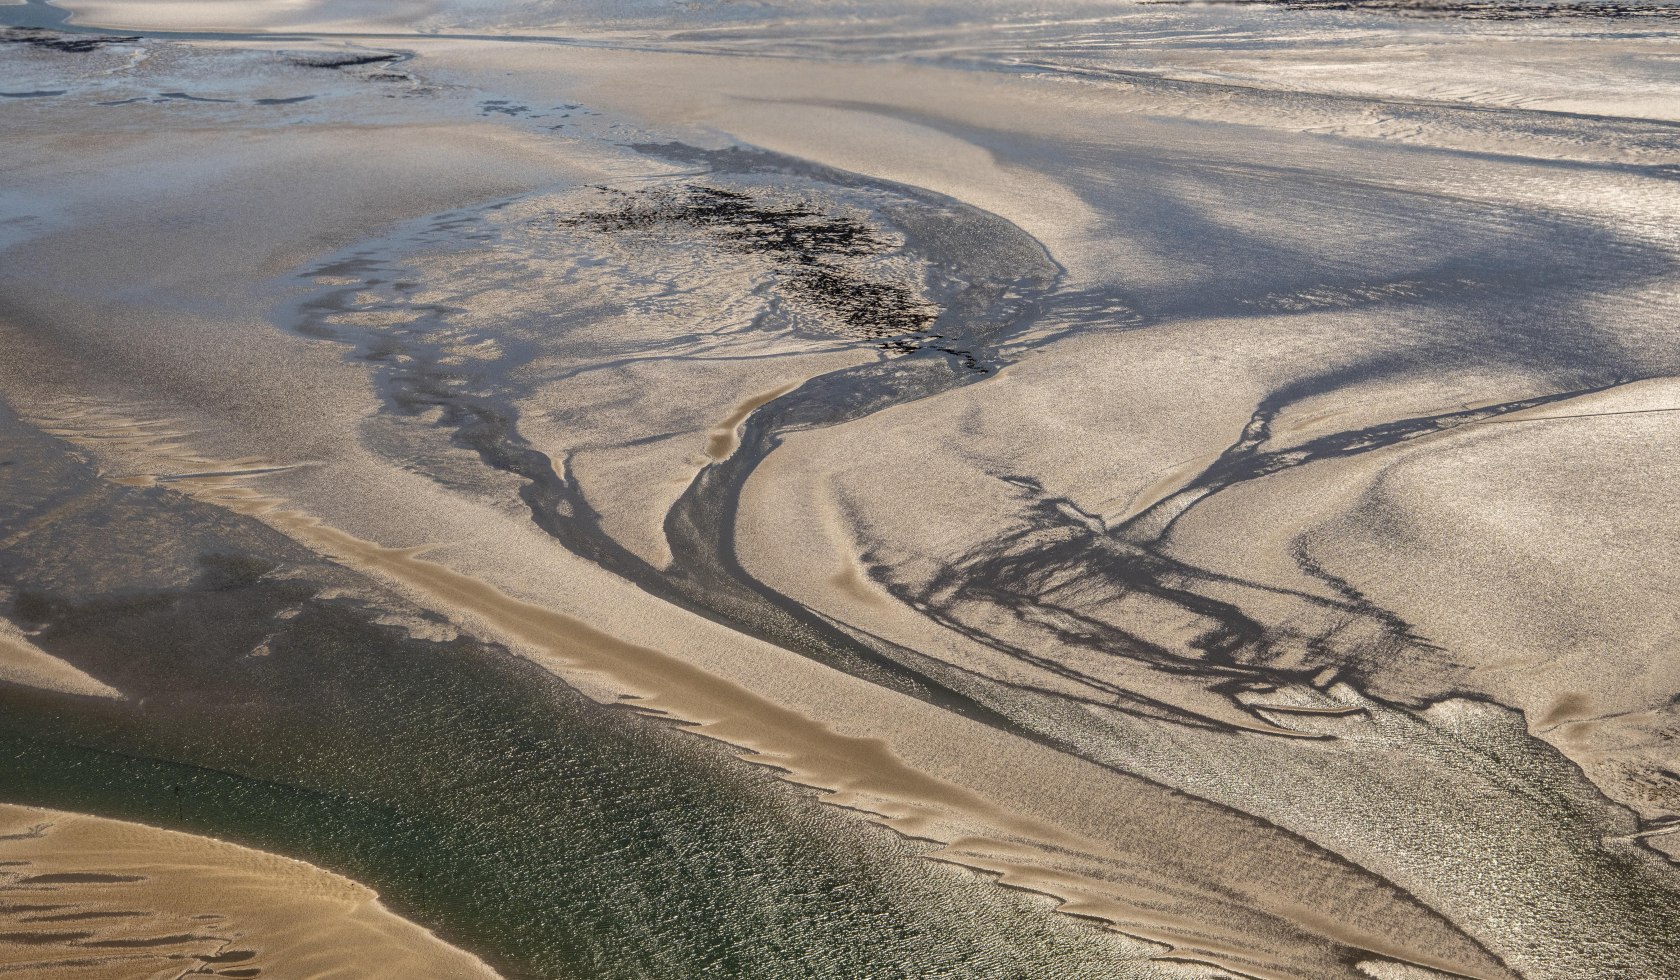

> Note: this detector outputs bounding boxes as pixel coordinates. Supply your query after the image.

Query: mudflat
[2,0,1678,976]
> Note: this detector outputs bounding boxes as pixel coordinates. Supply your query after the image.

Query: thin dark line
[1478,405,1680,424]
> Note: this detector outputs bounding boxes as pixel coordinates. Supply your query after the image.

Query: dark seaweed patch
[0,28,137,53]
[570,185,886,257]
[1151,0,1680,17]
[287,53,398,69]
[565,185,940,345]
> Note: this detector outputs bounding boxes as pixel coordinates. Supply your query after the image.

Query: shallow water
[2,0,1679,976]
[0,407,1168,979]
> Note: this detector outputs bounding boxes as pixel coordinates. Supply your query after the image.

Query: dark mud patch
[158,91,236,104]
[0,929,95,944]
[15,873,144,885]
[22,910,151,923]
[79,932,215,948]
[478,99,531,116]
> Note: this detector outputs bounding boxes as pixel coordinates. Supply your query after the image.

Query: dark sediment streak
[287,142,1067,734]
[0,407,1148,980]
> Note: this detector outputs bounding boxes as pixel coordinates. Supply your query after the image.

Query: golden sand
[0,621,121,701]
[0,803,500,979]
[705,381,802,461]
[23,400,1504,980]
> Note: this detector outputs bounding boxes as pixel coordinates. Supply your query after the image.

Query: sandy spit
[0,619,121,700]
[127,459,1508,980]
[0,802,503,979]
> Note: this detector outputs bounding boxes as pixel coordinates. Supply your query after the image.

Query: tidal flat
[1,0,1678,977]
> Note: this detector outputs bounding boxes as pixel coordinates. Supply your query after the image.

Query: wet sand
[0,803,498,979]
[3,0,1679,976]
[0,621,119,700]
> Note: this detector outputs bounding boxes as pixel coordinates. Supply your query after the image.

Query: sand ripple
[0,803,500,980]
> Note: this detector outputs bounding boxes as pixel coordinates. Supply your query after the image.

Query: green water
[0,422,1150,979]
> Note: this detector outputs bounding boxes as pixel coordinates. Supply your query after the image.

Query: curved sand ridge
[0,803,500,979]
[5,8,1678,977]
[0,619,121,700]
